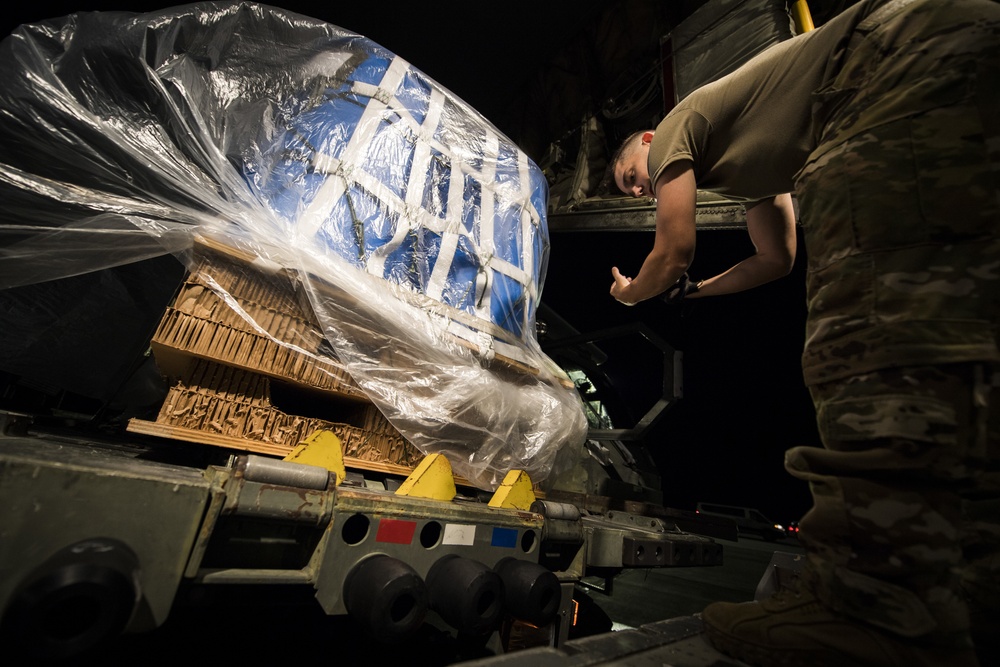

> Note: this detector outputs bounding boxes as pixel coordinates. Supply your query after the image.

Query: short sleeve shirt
[647,0,876,201]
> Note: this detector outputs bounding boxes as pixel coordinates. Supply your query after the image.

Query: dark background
[0,1,828,526]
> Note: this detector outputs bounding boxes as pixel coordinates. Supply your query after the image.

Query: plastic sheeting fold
[0,1,588,488]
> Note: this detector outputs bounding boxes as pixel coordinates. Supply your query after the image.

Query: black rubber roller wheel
[343,554,428,642]
[494,557,561,627]
[0,538,140,661]
[425,554,505,636]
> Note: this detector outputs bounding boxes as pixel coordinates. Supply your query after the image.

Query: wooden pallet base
[127,418,471,485]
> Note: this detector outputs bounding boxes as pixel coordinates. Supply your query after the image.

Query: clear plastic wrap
[0,2,588,488]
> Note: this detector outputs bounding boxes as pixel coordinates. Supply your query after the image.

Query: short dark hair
[603,130,647,194]
[610,131,646,170]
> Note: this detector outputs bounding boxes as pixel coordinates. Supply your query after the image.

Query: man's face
[614,143,652,198]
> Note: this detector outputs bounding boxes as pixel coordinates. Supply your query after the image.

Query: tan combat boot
[701,582,981,667]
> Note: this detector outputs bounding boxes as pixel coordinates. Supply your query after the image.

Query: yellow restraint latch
[488,470,535,511]
[395,453,457,501]
[283,429,347,486]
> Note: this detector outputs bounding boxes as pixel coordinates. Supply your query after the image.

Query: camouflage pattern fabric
[787,363,1000,642]
[797,0,1000,386]
[788,0,1000,643]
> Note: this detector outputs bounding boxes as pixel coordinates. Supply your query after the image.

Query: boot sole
[703,620,860,667]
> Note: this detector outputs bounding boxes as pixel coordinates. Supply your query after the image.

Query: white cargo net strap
[300,56,540,349]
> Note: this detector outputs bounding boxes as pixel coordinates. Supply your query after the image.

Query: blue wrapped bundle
[0,2,587,488]
[245,50,549,345]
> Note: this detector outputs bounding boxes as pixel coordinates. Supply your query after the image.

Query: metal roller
[242,454,330,490]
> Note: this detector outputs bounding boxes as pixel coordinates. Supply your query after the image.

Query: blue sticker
[491,527,518,548]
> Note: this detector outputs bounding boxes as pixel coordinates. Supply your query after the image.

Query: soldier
[608,0,1000,665]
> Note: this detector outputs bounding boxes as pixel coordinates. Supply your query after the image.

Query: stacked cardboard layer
[128,245,423,471]
[149,249,365,398]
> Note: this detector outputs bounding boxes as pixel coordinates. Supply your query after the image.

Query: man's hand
[662,272,701,303]
[610,267,635,306]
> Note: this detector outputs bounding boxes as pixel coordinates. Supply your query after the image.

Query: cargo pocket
[817,394,958,451]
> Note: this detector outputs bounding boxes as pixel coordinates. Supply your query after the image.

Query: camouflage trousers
[797,0,1000,384]
[787,364,1000,641]
[787,0,1000,644]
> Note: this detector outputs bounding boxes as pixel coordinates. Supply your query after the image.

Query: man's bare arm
[611,161,697,305]
[689,192,796,298]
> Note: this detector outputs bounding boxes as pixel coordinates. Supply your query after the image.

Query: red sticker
[376,518,417,544]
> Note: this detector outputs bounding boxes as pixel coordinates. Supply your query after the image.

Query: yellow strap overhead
[791,0,815,32]
[488,470,535,511]
[395,453,457,501]
[283,429,346,486]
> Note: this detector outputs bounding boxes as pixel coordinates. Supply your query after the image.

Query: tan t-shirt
[648,0,878,201]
